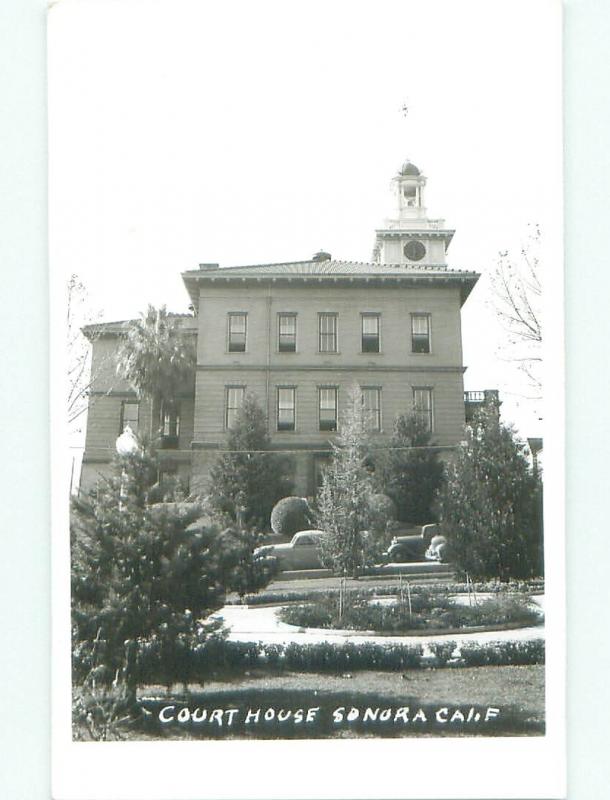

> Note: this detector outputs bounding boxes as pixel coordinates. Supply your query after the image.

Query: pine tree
[208,393,292,528]
[374,412,445,524]
[437,409,543,580]
[315,385,389,577]
[71,441,270,705]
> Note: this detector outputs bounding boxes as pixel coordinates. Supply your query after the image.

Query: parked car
[253,530,327,571]
[383,523,440,563]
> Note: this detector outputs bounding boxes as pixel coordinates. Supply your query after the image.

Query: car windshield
[294,534,322,546]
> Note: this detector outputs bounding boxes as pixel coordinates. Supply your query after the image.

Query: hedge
[76,635,545,687]
[227,578,545,607]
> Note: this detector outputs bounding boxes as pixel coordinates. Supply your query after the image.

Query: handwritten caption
[157,704,501,728]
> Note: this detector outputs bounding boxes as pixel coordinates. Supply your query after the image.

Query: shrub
[277,592,542,634]
[458,638,545,666]
[437,409,543,579]
[270,496,312,537]
[373,412,444,524]
[369,493,397,521]
[427,641,457,666]
[227,578,544,606]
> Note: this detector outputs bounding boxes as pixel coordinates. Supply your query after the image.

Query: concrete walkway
[213,595,545,647]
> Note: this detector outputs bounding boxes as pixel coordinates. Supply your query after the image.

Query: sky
[49,0,562,439]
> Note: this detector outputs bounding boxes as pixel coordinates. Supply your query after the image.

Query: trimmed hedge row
[227,578,545,607]
[120,635,545,686]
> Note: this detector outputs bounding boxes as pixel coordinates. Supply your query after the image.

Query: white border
[50,6,565,800]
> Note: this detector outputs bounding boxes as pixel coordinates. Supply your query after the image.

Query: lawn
[105,664,544,740]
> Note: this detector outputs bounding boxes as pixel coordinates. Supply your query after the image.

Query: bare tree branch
[67,275,113,438]
[490,224,543,398]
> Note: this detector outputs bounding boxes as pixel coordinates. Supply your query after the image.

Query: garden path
[214,596,545,647]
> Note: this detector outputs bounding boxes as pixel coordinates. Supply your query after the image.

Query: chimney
[312,250,332,262]
[199,263,219,271]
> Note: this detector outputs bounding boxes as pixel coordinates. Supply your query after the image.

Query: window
[413,387,434,432]
[294,534,319,547]
[120,400,139,434]
[278,313,297,352]
[319,387,338,431]
[228,313,247,352]
[362,387,381,432]
[314,456,330,492]
[277,387,296,431]
[361,313,380,353]
[411,313,431,353]
[161,402,180,448]
[225,386,245,428]
[319,313,338,353]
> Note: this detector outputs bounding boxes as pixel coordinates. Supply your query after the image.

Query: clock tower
[372,159,455,267]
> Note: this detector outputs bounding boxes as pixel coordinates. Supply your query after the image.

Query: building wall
[80,334,195,494]
[80,280,469,497]
[381,237,447,265]
[192,281,467,495]
[196,283,464,368]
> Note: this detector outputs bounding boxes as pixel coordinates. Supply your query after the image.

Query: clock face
[404,240,426,261]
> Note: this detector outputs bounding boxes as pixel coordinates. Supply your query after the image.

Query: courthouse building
[80,160,490,495]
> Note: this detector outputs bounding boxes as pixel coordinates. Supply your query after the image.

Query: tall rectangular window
[319,387,338,431]
[228,313,247,352]
[278,313,297,352]
[277,387,296,431]
[319,313,338,353]
[362,387,381,432]
[225,386,245,428]
[413,387,434,432]
[411,313,431,353]
[120,400,139,434]
[161,402,180,448]
[361,314,380,353]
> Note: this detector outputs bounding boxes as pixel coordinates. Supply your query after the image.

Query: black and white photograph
[49,1,565,797]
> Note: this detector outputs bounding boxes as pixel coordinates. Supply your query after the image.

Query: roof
[82,313,197,340]
[399,160,421,177]
[182,259,480,307]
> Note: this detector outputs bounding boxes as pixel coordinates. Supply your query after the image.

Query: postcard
[50,1,565,797]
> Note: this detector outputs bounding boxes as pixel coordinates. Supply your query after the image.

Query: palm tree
[116,305,196,440]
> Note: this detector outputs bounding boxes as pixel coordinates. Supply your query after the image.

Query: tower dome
[398,159,421,177]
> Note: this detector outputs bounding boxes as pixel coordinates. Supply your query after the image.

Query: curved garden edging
[217,597,546,647]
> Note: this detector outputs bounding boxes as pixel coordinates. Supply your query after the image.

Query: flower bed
[277,590,542,635]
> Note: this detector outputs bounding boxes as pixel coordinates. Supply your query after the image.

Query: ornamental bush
[369,493,398,523]
[437,409,543,580]
[270,496,312,537]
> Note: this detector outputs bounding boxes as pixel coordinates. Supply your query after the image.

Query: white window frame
[225,385,245,429]
[277,386,296,432]
[318,313,338,353]
[227,312,247,353]
[411,313,431,354]
[120,399,139,435]
[277,313,297,353]
[361,312,381,354]
[318,386,338,431]
[413,386,434,432]
[361,386,382,432]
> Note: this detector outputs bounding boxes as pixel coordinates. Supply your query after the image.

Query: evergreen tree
[437,409,543,580]
[208,393,293,528]
[71,441,271,705]
[374,412,445,524]
[316,385,390,577]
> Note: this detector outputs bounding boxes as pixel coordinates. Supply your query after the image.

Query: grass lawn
[122,664,544,740]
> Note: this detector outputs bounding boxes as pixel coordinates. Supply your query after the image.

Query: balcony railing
[464,390,500,422]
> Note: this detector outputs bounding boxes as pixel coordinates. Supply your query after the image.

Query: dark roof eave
[182,271,479,308]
